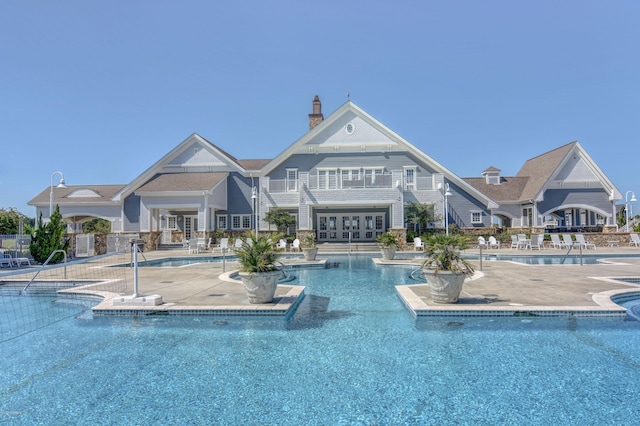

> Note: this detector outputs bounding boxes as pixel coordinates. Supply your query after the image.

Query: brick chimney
[308,95,324,130]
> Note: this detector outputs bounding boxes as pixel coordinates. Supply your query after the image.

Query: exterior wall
[539,188,613,217]
[447,184,492,228]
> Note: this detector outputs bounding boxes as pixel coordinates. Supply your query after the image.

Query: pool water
[3,255,640,424]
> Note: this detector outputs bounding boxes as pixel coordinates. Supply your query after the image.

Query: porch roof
[135,172,228,193]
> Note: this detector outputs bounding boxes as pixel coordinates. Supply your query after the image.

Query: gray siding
[539,189,612,215]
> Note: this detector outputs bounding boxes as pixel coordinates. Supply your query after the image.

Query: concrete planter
[381,247,396,261]
[422,269,466,303]
[238,270,281,304]
[302,247,318,261]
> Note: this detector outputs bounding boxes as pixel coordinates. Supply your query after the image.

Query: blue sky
[1,1,639,215]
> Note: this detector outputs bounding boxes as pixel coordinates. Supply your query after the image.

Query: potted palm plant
[301,234,318,261]
[421,234,474,303]
[377,232,399,260]
[235,236,281,304]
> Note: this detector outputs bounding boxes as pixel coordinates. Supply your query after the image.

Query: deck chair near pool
[290,238,301,252]
[188,238,200,254]
[413,237,424,251]
[1,254,13,268]
[529,234,545,250]
[510,235,519,249]
[214,238,229,253]
[233,238,243,250]
[562,234,575,248]
[574,234,596,250]
[246,237,253,247]
[630,233,640,247]
[477,236,488,249]
[488,236,501,249]
[276,239,287,251]
[550,234,565,249]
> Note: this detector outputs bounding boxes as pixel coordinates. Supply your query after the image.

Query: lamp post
[251,186,258,240]
[438,182,452,236]
[625,191,637,232]
[49,171,67,218]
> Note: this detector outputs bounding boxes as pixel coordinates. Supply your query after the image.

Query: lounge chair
[290,238,301,252]
[550,234,566,249]
[477,236,488,249]
[188,238,200,254]
[246,238,253,247]
[574,234,596,250]
[528,234,545,250]
[276,239,287,251]
[233,238,243,250]
[1,254,14,268]
[414,237,424,251]
[510,235,519,249]
[488,236,500,249]
[215,237,229,253]
[562,234,575,248]
[630,233,640,247]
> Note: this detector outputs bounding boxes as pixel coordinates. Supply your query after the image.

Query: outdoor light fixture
[251,186,258,240]
[626,191,637,232]
[49,171,67,218]
[438,182,452,236]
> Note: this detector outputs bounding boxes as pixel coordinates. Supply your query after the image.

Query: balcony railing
[267,174,434,193]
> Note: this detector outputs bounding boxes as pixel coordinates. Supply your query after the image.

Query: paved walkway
[3,246,640,317]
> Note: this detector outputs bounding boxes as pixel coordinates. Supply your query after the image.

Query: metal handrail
[22,250,68,293]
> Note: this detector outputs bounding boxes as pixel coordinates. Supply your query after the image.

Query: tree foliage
[263,208,296,235]
[30,205,69,263]
[0,208,34,235]
[405,202,437,234]
[83,218,111,234]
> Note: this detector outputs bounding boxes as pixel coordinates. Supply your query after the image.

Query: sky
[1,1,639,216]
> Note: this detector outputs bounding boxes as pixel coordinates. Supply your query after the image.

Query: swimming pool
[3,254,640,424]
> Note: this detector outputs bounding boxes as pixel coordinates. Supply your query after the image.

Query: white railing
[268,174,434,192]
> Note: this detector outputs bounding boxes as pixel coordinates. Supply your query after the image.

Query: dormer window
[482,166,501,185]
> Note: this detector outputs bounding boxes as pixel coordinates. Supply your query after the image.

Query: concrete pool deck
[3,246,640,317]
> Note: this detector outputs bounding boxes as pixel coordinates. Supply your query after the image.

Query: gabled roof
[135,172,228,194]
[261,101,499,209]
[237,159,271,170]
[113,134,247,201]
[28,185,126,206]
[464,141,622,204]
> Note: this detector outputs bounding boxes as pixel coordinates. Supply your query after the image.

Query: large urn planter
[422,269,466,304]
[234,236,280,304]
[381,247,396,261]
[421,234,475,304]
[238,270,281,304]
[377,232,399,261]
[302,247,318,261]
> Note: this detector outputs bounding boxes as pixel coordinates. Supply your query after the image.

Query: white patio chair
[574,234,596,250]
[488,236,500,249]
[477,236,488,249]
[1,254,14,268]
[550,234,565,249]
[562,234,575,248]
[246,238,253,247]
[290,238,301,252]
[206,237,212,250]
[516,234,529,250]
[510,235,519,249]
[188,238,199,254]
[215,238,229,253]
[529,234,545,250]
[414,237,424,251]
[233,238,243,250]
[276,239,287,251]
[630,233,640,247]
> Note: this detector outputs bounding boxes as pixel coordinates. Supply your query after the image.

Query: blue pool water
[3,255,640,424]
[468,253,640,265]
